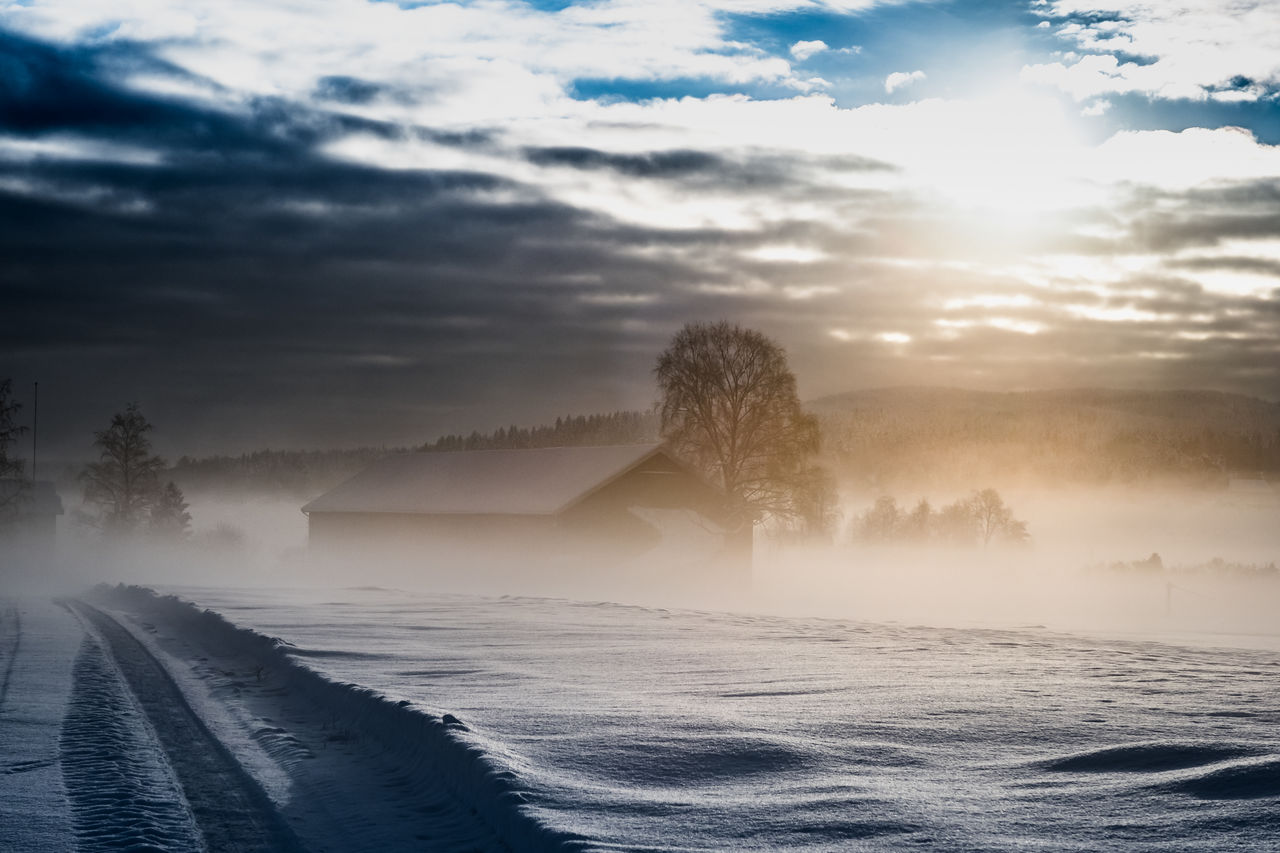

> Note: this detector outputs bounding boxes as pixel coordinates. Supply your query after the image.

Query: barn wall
[305,451,751,579]
[309,511,556,554]
[564,455,727,520]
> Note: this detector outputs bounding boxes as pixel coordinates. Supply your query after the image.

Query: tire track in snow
[60,635,206,851]
[72,601,307,853]
[92,587,586,853]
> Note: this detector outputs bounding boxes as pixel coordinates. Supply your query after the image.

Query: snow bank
[92,585,590,853]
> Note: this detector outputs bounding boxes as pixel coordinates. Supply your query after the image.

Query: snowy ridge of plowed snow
[94,585,590,853]
[73,600,309,852]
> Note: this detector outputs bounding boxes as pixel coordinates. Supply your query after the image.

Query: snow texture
[59,634,204,851]
[90,585,588,853]
[0,600,78,853]
[72,600,305,852]
[6,584,1280,852]
[167,586,1280,852]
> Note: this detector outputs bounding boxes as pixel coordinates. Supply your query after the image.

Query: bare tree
[934,498,980,546]
[655,321,828,532]
[900,498,933,542]
[81,403,166,533]
[967,488,1027,547]
[855,495,902,543]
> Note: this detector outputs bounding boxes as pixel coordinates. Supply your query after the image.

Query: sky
[2,0,1279,457]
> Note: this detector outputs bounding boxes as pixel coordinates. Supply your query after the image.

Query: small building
[0,480,64,562]
[301,444,749,576]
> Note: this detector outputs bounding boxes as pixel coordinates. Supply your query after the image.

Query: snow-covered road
[0,600,78,853]
[0,592,577,853]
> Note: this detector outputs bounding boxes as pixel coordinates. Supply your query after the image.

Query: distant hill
[810,387,1280,490]
[168,410,659,498]
[167,390,1280,497]
[169,447,404,498]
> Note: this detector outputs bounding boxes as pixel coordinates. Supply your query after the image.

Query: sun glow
[898,88,1100,217]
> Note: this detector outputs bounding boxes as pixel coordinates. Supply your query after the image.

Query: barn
[0,480,64,564]
[301,444,749,574]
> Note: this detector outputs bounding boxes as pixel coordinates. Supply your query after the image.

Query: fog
[5,481,1277,653]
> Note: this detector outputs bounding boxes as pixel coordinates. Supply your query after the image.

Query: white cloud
[1030,1,1280,101]
[0,135,163,166]
[789,40,828,61]
[1087,126,1280,190]
[745,244,828,263]
[885,69,926,93]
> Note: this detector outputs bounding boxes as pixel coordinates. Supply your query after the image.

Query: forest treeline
[163,388,1280,496]
[423,411,658,452]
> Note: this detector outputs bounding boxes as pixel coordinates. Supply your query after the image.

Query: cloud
[1,2,1279,454]
[1030,1,1280,101]
[885,70,926,93]
[789,40,828,61]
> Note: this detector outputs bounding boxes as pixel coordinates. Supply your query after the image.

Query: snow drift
[91,584,591,853]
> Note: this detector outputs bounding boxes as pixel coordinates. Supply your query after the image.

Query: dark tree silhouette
[0,379,28,524]
[655,321,829,531]
[81,403,166,533]
[149,481,192,539]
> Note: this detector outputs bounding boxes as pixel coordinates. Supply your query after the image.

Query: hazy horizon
[5,381,1280,464]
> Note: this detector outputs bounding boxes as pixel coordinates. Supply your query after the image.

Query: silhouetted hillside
[168,411,659,497]
[168,391,1279,496]
[170,448,404,497]
[813,387,1280,489]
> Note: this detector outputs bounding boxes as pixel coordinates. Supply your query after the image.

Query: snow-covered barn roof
[302,444,683,517]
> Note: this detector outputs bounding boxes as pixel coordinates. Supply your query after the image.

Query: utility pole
[31,381,38,481]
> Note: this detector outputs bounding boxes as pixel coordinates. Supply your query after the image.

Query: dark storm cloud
[3,18,1278,458]
[314,75,394,105]
[1171,254,1280,276]
[0,29,687,452]
[522,146,895,191]
[5,25,917,455]
[523,146,725,177]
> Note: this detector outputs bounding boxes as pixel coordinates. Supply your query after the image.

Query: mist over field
[13,461,1276,655]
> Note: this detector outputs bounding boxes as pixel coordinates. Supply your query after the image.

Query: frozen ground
[3,585,1279,851]
[165,586,1280,851]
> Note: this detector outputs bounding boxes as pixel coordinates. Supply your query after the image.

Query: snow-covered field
[4,585,1280,851]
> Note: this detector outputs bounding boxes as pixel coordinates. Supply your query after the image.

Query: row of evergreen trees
[0,384,191,539]
[78,404,191,539]
[422,411,658,453]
